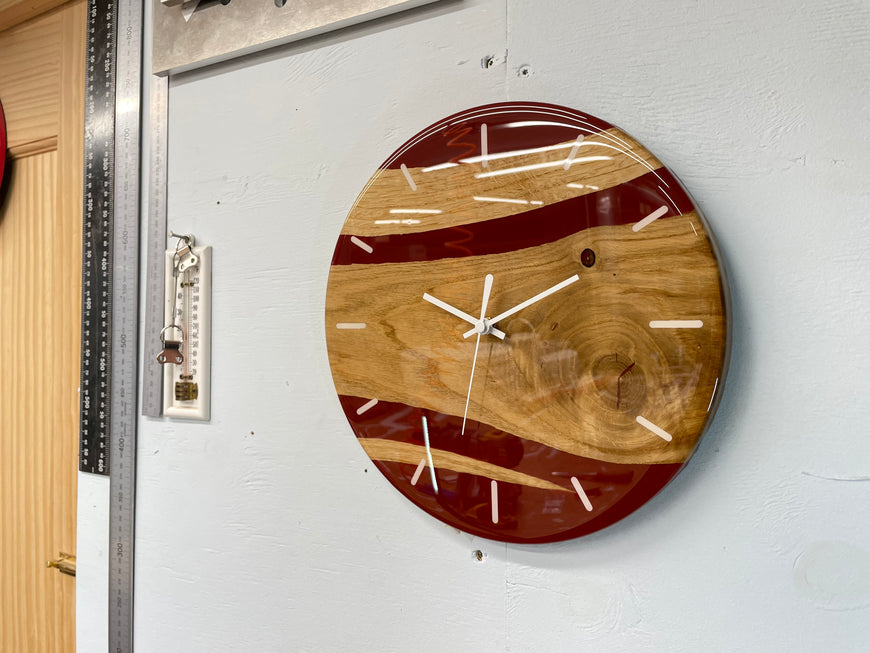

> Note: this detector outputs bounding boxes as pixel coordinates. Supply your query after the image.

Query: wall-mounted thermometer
[158,232,212,420]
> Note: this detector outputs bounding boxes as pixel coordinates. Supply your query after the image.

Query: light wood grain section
[344,128,662,237]
[359,439,570,492]
[0,7,62,153]
[327,214,726,465]
[0,1,83,651]
[0,151,78,653]
[7,135,59,158]
[0,0,68,31]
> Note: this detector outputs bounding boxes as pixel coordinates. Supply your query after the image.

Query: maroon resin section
[332,168,693,266]
[340,395,683,544]
[381,102,615,170]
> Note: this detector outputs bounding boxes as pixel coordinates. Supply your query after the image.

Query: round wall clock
[325,102,729,544]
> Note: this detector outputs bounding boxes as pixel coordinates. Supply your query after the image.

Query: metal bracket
[152,0,444,75]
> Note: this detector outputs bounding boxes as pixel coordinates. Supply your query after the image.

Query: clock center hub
[476,318,493,335]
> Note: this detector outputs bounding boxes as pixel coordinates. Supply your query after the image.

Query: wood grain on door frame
[0,1,85,650]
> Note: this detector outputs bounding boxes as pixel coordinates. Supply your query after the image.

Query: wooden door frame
[0,1,85,651]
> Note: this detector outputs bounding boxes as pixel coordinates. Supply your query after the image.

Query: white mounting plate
[152,0,444,75]
[163,245,212,420]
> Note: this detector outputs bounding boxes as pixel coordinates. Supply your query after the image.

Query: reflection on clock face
[325,102,729,544]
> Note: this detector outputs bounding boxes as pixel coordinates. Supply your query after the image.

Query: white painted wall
[79,0,870,650]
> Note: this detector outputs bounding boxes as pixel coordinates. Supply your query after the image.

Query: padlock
[174,381,198,401]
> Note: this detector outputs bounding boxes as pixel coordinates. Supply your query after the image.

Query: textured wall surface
[78,0,870,650]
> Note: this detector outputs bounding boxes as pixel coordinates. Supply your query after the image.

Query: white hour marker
[356,398,378,415]
[336,322,366,329]
[421,162,458,173]
[563,135,585,170]
[707,377,719,412]
[567,183,599,191]
[570,477,593,511]
[481,123,488,168]
[400,163,417,191]
[636,415,673,442]
[491,480,499,523]
[462,140,581,164]
[422,416,438,493]
[649,320,704,329]
[411,459,426,486]
[474,157,609,179]
[350,236,373,253]
[632,205,668,232]
[375,219,420,225]
[473,196,540,205]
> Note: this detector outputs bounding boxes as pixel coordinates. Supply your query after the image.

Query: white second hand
[461,332,482,435]
[461,274,493,435]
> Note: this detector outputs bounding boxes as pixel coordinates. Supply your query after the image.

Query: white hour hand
[423,293,506,339]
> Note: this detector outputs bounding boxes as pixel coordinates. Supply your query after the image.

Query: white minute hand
[463,274,580,339]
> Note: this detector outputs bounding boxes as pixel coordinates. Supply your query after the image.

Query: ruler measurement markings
[141,75,169,417]
[110,0,143,651]
[80,0,117,476]
[79,0,142,651]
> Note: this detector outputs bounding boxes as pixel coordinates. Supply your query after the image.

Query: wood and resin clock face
[325,102,729,544]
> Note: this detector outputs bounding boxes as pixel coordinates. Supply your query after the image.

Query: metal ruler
[79,0,143,650]
[80,0,117,476]
[141,74,169,418]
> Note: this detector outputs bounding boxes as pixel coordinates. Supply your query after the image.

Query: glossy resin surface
[326,102,729,543]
